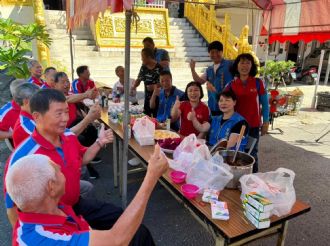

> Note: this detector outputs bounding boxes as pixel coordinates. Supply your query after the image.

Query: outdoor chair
[4,138,14,152]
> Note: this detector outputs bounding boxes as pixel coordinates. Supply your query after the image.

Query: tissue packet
[243,202,271,220]
[245,192,273,213]
[211,201,229,220]
[244,210,270,229]
[202,189,220,203]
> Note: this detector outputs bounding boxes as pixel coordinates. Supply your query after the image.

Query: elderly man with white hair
[27,59,45,87]
[6,149,168,246]
[12,83,40,147]
[0,79,26,141]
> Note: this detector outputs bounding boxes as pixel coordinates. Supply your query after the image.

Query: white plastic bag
[173,134,199,159]
[239,168,296,217]
[168,152,193,173]
[169,136,208,172]
[132,116,155,146]
[186,159,233,193]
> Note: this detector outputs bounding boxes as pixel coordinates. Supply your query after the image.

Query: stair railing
[184,0,258,63]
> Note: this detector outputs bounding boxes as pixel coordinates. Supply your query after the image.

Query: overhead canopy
[66,0,133,30]
[253,0,330,44]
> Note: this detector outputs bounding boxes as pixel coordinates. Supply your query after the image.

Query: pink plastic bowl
[170,171,187,184]
[181,184,199,199]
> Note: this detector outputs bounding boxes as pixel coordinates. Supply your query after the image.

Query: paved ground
[0,81,329,245]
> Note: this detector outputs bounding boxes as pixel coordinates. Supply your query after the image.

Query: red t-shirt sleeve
[0,116,11,131]
[201,103,210,123]
[76,138,88,156]
[89,80,96,89]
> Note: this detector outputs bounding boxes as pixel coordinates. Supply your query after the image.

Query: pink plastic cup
[170,171,187,184]
[181,184,199,199]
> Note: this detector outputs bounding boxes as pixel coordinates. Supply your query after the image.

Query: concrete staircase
[45,11,211,91]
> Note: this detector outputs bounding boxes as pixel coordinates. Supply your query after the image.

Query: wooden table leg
[215,237,226,246]
[113,135,118,187]
[277,221,289,246]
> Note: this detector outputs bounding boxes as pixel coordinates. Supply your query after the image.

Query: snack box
[245,192,273,213]
[243,202,271,220]
[202,189,220,203]
[134,133,155,146]
[211,201,229,220]
[244,210,270,229]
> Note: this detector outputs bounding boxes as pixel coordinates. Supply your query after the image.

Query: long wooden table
[100,110,311,246]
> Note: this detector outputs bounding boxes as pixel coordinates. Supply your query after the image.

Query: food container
[181,184,199,199]
[170,170,186,184]
[216,150,255,189]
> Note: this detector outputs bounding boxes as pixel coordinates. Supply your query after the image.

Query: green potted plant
[260,60,295,89]
[0,18,52,79]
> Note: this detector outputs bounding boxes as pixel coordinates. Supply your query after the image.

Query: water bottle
[166,118,171,131]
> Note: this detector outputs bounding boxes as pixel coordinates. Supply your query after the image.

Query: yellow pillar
[209,5,215,42]
[224,13,230,58]
[32,0,50,67]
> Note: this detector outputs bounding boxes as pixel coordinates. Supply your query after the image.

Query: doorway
[287,42,299,62]
[43,0,65,10]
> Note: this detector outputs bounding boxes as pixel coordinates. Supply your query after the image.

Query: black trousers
[73,197,155,246]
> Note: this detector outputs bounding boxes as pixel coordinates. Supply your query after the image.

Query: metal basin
[217,150,255,189]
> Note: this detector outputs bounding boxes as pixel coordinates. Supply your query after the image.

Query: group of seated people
[123,38,269,173]
[1,61,165,245]
[0,37,270,245]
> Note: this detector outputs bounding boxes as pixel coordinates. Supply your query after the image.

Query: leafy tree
[0,18,52,78]
[260,60,295,88]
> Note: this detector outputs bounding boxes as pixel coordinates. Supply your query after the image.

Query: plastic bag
[239,168,296,217]
[168,152,193,173]
[132,116,155,146]
[173,134,199,159]
[186,158,233,193]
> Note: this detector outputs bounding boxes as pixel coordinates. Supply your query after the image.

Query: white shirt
[201,63,220,81]
[112,79,137,103]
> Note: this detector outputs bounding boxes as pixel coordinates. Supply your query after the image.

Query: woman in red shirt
[171,82,210,138]
[225,53,270,173]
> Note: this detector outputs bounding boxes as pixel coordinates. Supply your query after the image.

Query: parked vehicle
[303,48,330,74]
[294,66,318,85]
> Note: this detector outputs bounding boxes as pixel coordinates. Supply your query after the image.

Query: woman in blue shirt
[208,90,249,151]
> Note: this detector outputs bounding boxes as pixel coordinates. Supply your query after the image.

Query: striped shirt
[71,79,95,94]
[4,129,87,208]
[12,110,35,147]
[0,100,20,132]
[13,204,89,246]
[28,76,45,87]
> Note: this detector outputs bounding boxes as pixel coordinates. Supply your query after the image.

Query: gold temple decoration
[95,7,171,48]
[32,0,50,66]
[184,0,258,63]
[0,0,32,6]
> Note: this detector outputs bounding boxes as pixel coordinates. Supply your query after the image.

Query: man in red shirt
[6,147,167,245]
[41,67,57,89]
[27,60,44,87]
[54,71,101,178]
[72,65,96,94]
[0,79,25,141]
[5,89,154,245]
[12,83,40,147]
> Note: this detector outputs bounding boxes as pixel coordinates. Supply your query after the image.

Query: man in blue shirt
[150,71,184,131]
[143,37,170,70]
[190,41,233,116]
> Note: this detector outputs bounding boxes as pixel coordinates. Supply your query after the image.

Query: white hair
[27,59,40,70]
[10,79,26,98]
[6,154,56,209]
